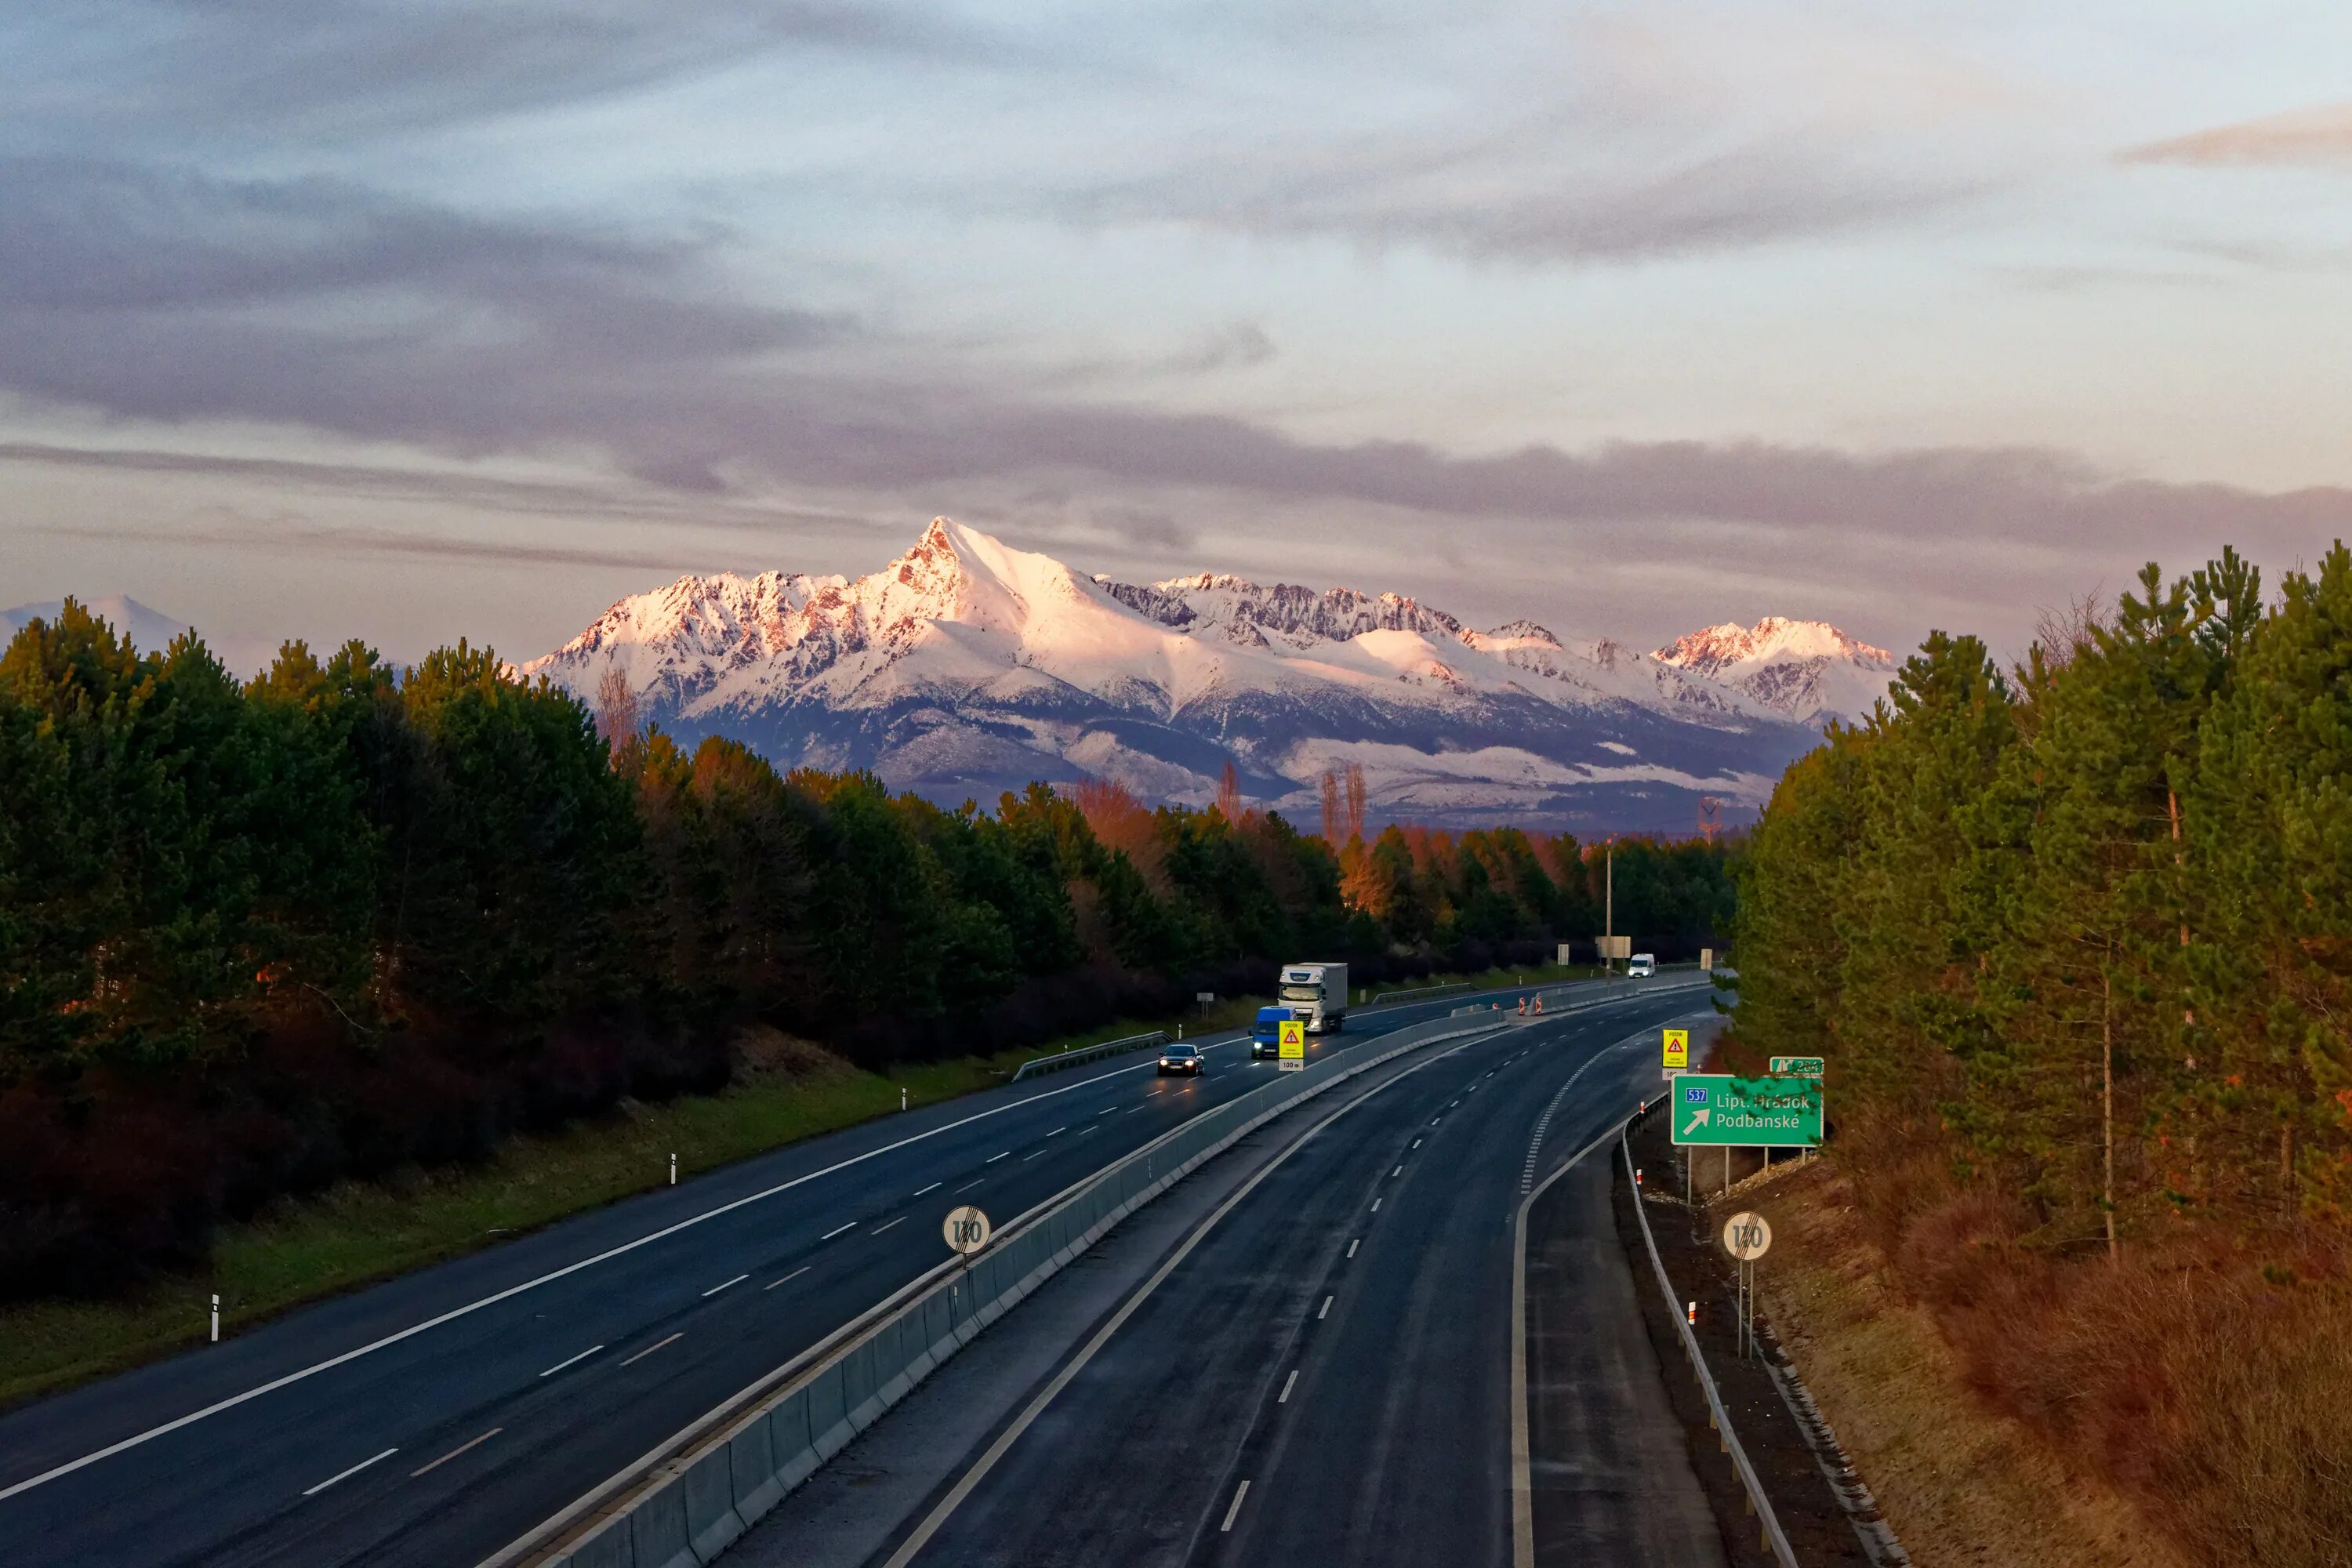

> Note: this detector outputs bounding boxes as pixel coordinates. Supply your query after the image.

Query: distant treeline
[0,602,1733,1297]
[1736,544,2352,1240]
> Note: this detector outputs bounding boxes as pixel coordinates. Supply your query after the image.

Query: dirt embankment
[1728,1152,2192,1568]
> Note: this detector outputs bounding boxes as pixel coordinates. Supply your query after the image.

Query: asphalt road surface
[0,977,1697,1568]
[874,989,1719,1568]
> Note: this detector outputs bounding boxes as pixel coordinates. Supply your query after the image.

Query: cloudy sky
[5,1,2351,670]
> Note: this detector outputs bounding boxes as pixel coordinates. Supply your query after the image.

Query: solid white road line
[764,1267,811,1291]
[1221,1479,1251,1531]
[303,1447,396,1496]
[411,1428,502,1478]
[620,1334,681,1367]
[1510,1018,1708,1566]
[821,1221,858,1240]
[1319,1295,1332,1319]
[537,1345,603,1378]
[911,1182,942,1197]
[702,1274,748,1298]
[870,1215,906,1235]
[1279,1370,1298,1404]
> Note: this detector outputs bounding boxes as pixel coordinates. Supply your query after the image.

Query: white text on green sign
[1768,1056,1825,1077]
[1671,1075,1822,1147]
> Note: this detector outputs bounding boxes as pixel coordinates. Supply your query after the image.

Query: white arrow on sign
[1681,1107,1711,1138]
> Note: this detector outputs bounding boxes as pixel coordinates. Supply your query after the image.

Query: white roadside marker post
[210,1294,220,1343]
[669,1152,677,1185]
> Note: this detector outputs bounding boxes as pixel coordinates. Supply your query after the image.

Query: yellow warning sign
[1662,1029,1689,1071]
[1278,1019,1306,1059]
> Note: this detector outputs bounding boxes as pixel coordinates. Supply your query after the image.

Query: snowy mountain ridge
[523,519,1884,830]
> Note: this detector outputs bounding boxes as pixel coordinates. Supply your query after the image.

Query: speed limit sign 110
[942,1205,992,1256]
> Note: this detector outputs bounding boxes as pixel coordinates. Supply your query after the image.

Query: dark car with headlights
[1156,1043,1203,1076]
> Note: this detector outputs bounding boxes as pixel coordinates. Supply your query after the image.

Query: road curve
[875,991,1715,1568]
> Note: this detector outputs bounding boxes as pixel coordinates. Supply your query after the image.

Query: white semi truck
[1277,962,1349,1033]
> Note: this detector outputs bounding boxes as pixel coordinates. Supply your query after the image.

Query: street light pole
[1605,836,1616,975]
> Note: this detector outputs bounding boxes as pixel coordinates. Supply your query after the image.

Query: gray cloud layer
[5,154,2341,597]
[6,1,1003,143]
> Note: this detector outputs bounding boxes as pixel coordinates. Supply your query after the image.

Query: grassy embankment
[0,961,1592,1410]
[1741,1157,2190,1568]
[1702,1030,2352,1566]
[1747,1150,2352,1567]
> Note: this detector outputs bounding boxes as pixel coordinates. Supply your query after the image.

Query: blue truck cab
[1250,1005,1294,1060]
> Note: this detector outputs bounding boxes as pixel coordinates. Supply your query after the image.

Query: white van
[1627,953,1656,978]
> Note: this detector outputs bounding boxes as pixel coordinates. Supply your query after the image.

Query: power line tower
[1697,796,1722,845]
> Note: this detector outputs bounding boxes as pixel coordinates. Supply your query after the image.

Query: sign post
[1661,1028,1689,1077]
[1699,946,1714,974]
[1722,1210,1773,1359]
[1277,1018,1306,1073]
[942,1203,993,1328]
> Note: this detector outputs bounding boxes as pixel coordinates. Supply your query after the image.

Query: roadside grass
[0,962,1600,1411]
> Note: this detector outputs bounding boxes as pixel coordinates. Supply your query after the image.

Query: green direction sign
[1769,1056,1825,1078]
[1671,1075,1822,1147]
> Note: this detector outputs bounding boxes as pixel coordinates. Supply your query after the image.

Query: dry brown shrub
[731,1025,848,1083]
[1847,1135,2352,1565]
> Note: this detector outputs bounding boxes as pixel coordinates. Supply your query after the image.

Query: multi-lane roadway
[0,978,1696,1568]
[736,986,1725,1568]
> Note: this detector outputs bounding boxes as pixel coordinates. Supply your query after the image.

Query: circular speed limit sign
[1721,1211,1773,1261]
[942,1205,993,1256]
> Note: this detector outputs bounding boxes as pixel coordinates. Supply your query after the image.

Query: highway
[0,978,1692,1568]
[830,989,1722,1568]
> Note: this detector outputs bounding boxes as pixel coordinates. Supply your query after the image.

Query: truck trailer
[1277,962,1349,1034]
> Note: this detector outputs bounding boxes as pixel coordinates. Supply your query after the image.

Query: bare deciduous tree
[594,666,640,762]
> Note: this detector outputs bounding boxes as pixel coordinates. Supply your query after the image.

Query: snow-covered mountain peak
[1654,617,1891,677]
[524,518,1831,830]
[1652,616,1893,728]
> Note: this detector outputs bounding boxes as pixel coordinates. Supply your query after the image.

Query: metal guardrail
[1359,980,1474,1007]
[1459,973,1717,1021]
[503,1009,1516,1568]
[1620,1121,1800,1568]
[1007,1029,1167,1083]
